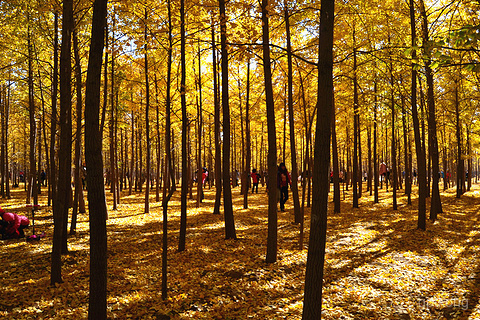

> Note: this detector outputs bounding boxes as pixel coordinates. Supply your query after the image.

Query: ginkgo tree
[1,0,480,318]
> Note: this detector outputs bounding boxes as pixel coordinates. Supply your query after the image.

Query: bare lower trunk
[84,0,109,317]
[302,0,335,317]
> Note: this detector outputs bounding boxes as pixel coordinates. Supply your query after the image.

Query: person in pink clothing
[202,167,208,185]
[0,207,30,239]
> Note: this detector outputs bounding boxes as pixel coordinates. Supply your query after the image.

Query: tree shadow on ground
[2,183,480,319]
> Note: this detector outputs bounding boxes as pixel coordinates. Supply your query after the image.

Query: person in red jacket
[277,163,291,212]
[0,207,30,239]
[251,169,261,193]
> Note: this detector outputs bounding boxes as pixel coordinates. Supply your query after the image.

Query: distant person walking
[277,163,291,212]
[251,169,261,193]
[40,170,47,186]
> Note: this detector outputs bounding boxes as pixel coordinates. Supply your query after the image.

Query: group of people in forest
[249,162,292,212]
[0,206,30,240]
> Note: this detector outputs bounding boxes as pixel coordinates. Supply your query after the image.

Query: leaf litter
[1,184,480,319]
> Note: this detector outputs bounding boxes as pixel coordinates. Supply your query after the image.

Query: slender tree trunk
[197,41,203,207]
[178,0,188,251]
[36,66,44,197]
[332,99,340,213]
[155,74,161,202]
[0,86,5,198]
[402,95,412,204]
[1,86,5,198]
[219,0,236,239]
[144,9,151,214]
[51,0,73,285]
[455,80,464,198]
[71,28,86,235]
[212,20,222,215]
[119,128,124,191]
[139,123,143,193]
[188,121,193,200]
[374,81,379,203]
[467,128,471,191]
[49,11,59,207]
[100,22,108,140]
[284,2,301,223]
[52,0,73,283]
[84,0,108,317]
[244,60,251,209]
[262,0,277,263]
[352,32,359,208]
[129,108,134,195]
[135,118,138,192]
[302,0,335,317]
[109,14,117,213]
[358,101,362,198]
[161,0,174,300]
[410,0,427,230]
[124,127,128,189]
[115,96,120,203]
[419,0,442,219]
[4,86,9,199]
[27,16,38,206]
[418,79,429,197]
[390,60,397,210]
[367,125,372,196]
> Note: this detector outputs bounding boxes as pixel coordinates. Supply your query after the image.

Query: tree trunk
[332,99,340,213]
[455,80,464,198]
[1,86,5,198]
[51,0,74,284]
[70,28,86,235]
[179,0,188,251]
[197,41,203,208]
[284,2,301,223]
[4,86,9,199]
[115,95,120,203]
[410,0,427,230]
[49,11,59,207]
[161,0,174,300]
[27,15,37,206]
[36,66,45,198]
[262,0,278,263]
[100,22,108,141]
[129,108,134,195]
[419,0,442,219]
[135,117,139,192]
[144,9,151,213]
[374,81,379,203]
[367,125,372,196]
[467,127,471,191]
[139,122,143,193]
[109,15,117,213]
[219,0,236,239]
[390,60,397,210]
[402,94,412,205]
[212,20,222,215]
[352,32,359,208]
[302,0,335,317]
[155,73,161,202]
[84,0,108,317]
[244,59,251,209]
[119,128,124,191]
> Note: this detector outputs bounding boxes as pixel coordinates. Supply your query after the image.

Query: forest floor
[1,181,480,320]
